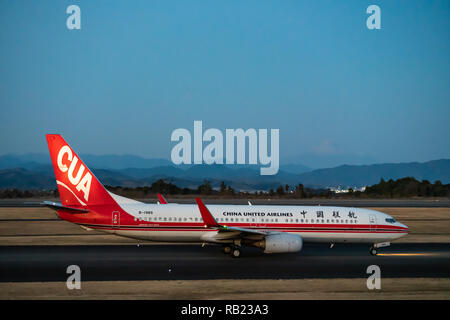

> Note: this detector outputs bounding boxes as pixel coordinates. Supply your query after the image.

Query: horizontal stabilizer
[42,201,89,214]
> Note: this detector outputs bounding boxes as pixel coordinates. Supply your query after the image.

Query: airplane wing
[195,198,275,243]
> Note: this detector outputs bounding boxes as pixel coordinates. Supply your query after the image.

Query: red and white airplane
[44,134,409,258]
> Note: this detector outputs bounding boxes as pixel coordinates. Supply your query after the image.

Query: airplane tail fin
[46,134,117,208]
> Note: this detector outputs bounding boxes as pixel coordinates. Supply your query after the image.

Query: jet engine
[254,233,303,253]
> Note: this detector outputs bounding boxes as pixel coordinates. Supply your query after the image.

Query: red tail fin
[46,134,116,208]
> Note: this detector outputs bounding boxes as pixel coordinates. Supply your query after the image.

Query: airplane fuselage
[59,202,409,244]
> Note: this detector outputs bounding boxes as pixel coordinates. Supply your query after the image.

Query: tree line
[361,177,449,198]
[0,177,448,199]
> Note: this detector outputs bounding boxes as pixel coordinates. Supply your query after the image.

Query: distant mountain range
[0,154,449,191]
[0,153,173,170]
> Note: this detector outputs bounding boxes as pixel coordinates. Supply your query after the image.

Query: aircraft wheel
[231,248,241,258]
[223,245,232,254]
[370,247,378,256]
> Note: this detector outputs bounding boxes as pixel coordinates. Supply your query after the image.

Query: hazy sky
[0,1,449,168]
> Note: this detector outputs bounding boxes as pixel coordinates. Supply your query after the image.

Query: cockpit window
[385,218,396,223]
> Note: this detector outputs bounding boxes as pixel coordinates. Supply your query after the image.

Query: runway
[1,243,449,282]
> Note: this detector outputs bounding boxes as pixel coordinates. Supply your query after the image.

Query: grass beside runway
[0,278,449,300]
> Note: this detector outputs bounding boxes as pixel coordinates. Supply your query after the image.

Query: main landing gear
[222,245,242,258]
[231,247,241,258]
[223,245,232,254]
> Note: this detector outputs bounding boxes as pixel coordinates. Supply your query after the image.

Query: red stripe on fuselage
[79,222,408,233]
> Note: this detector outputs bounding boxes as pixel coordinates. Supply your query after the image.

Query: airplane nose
[399,222,409,232]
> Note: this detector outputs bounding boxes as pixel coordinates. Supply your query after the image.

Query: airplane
[44,134,409,258]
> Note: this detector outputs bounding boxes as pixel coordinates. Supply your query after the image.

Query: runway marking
[377,252,449,257]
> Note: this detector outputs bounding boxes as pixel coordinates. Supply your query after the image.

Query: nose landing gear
[370,242,390,256]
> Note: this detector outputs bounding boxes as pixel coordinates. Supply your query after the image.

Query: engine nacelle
[255,234,303,253]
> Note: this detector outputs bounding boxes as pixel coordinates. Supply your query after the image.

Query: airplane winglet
[157,193,168,204]
[195,198,220,228]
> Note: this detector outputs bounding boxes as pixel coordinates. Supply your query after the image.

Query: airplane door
[112,211,120,228]
[369,214,377,232]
